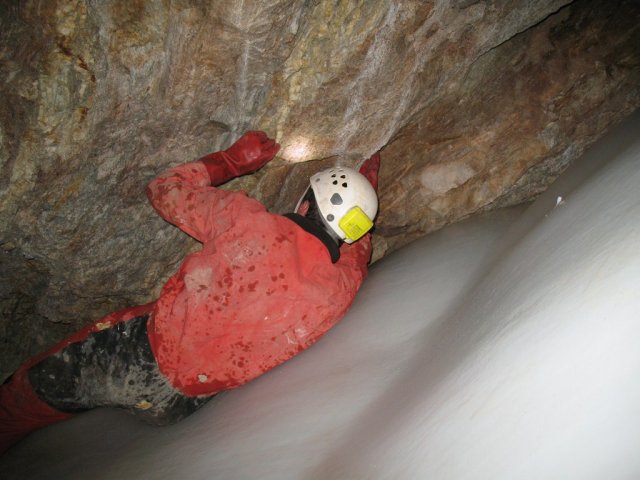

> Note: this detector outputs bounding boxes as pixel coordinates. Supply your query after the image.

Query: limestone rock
[0,0,639,376]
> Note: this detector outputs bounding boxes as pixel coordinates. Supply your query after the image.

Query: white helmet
[297,166,378,244]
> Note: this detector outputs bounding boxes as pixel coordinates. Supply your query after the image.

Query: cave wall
[1,0,639,378]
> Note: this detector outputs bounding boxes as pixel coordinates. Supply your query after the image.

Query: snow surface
[1,111,639,479]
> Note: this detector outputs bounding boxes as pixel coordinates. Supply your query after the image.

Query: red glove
[225,130,280,174]
[359,152,380,192]
[201,131,280,186]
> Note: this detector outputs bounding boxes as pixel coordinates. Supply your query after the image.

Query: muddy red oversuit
[0,131,379,454]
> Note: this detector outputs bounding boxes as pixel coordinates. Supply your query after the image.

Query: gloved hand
[200,131,280,186]
[225,130,280,176]
[359,152,380,192]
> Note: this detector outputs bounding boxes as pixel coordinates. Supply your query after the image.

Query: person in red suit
[0,131,380,454]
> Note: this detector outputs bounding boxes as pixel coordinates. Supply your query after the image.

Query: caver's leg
[28,313,214,426]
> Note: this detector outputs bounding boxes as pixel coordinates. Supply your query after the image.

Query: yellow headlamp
[339,206,374,242]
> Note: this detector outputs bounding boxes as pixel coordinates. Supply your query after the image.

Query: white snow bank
[2,111,639,480]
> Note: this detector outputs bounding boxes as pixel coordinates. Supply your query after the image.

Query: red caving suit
[146,160,372,395]
[0,156,372,453]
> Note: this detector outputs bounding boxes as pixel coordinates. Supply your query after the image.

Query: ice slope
[1,111,639,479]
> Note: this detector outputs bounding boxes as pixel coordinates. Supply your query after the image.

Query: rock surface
[1,0,639,377]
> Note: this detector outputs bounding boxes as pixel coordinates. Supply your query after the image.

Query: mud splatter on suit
[0,131,375,454]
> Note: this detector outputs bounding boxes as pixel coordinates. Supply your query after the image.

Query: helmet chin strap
[314,213,342,244]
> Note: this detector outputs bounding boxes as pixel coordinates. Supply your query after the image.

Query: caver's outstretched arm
[358,152,380,192]
[146,131,280,242]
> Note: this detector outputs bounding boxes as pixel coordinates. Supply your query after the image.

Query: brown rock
[0,0,638,377]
